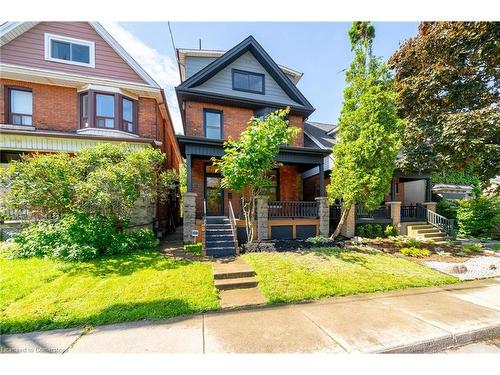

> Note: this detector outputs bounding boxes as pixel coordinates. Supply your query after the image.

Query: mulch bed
[364,237,472,263]
[241,238,347,253]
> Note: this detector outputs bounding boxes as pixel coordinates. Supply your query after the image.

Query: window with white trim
[44,33,95,67]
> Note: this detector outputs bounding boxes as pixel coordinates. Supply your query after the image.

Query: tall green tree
[389,22,500,184]
[328,22,403,237]
[212,108,299,242]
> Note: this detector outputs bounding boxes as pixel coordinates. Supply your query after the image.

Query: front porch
[178,135,331,248]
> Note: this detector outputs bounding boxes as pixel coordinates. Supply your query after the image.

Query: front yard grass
[0,249,219,334]
[242,247,460,304]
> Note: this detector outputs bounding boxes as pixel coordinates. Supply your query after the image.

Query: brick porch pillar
[386,201,401,231]
[340,203,356,238]
[315,197,330,237]
[422,202,437,212]
[256,195,269,241]
[183,192,197,243]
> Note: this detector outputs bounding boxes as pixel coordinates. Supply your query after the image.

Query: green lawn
[0,249,219,334]
[242,247,459,304]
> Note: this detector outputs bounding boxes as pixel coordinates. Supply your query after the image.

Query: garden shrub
[364,224,373,238]
[436,199,459,221]
[384,224,398,237]
[184,242,202,255]
[400,247,431,258]
[457,196,499,238]
[355,225,366,237]
[12,214,158,261]
[306,236,336,244]
[461,243,483,255]
[373,224,383,238]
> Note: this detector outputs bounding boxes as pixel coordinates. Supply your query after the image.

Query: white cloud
[99,22,183,134]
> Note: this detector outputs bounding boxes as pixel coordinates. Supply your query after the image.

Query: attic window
[232,69,265,94]
[45,33,95,68]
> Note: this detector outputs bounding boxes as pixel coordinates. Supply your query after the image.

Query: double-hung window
[232,69,265,94]
[95,94,115,128]
[45,33,95,67]
[204,109,222,139]
[8,88,32,126]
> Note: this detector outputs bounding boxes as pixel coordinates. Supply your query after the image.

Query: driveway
[2,278,499,353]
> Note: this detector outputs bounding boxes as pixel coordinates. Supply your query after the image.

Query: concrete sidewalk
[2,278,499,353]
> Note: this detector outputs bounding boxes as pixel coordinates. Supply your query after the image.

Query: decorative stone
[451,265,468,274]
[490,264,497,270]
[255,196,269,241]
[183,192,197,243]
[315,196,330,237]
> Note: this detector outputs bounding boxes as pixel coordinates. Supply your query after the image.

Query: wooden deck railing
[268,201,319,218]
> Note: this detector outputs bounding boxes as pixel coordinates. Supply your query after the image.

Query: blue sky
[118,22,419,131]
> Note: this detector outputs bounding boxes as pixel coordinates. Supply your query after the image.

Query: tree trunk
[330,203,352,239]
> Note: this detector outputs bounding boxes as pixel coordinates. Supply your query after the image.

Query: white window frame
[44,33,95,68]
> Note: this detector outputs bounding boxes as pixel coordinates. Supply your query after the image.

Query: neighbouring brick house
[0,21,182,236]
[175,36,331,255]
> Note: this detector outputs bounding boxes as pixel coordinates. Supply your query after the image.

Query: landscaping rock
[425,256,500,280]
[241,239,345,253]
[451,265,468,274]
[489,264,497,270]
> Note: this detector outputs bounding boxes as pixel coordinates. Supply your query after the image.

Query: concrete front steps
[407,223,449,244]
[212,258,266,308]
[205,216,237,258]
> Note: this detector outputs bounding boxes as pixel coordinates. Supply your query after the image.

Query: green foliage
[328,22,403,233]
[384,224,399,237]
[431,170,481,196]
[355,225,366,237]
[305,236,336,244]
[373,224,383,238]
[436,199,459,221]
[456,196,500,238]
[403,238,423,248]
[400,247,431,258]
[390,22,500,183]
[364,224,373,238]
[12,214,158,261]
[184,242,202,255]
[212,108,299,242]
[461,243,483,255]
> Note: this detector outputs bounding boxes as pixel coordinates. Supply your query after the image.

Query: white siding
[192,51,302,107]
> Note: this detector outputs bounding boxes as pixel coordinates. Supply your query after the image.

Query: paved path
[2,278,499,353]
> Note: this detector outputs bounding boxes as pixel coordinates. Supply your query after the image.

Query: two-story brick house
[175,36,330,255]
[0,21,182,235]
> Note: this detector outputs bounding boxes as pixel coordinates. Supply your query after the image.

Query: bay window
[79,90,137,134]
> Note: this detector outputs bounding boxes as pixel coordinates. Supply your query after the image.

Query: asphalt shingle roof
[303,121,337,150]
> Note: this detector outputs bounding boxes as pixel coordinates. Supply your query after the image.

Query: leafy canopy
[328,22,403,211]
[389,22,500,183]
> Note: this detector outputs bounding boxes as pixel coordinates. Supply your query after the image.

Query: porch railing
[425,207,456,238]
[355,205,390,220]
[228,201,239,252]
[268,201,319,218]
[400,204,426,222]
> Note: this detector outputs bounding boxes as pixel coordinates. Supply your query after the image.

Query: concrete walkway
[1,278,499,354]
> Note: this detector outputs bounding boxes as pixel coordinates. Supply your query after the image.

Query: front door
[205,173,224,216]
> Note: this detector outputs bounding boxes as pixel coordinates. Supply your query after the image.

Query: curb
[379,323,500,353]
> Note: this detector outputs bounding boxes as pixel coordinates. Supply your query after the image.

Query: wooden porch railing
[425,207,456,238]
[268,201,319,218]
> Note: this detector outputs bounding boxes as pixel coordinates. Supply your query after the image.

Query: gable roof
[177,48,303,84]
[304,121,337,150]
[176,36,315,115]
[0,21,160,88]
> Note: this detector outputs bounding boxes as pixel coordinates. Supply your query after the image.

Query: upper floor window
[232,69,265,94]
[7,88,32,126]
[45,33,95,68]
[79,90,137,134]
[204,109,222,139]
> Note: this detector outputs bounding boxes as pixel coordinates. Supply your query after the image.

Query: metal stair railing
[228,201,239,254]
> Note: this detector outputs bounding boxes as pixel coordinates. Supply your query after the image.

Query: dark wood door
[205,174,224,216]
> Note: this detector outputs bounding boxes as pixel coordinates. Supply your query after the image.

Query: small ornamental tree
[212,108,299,242]
[328,22,403,237]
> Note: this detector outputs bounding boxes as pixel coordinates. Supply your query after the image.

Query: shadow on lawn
[309,247,368,266]
[59,251,194,277]
[0,298,206,336]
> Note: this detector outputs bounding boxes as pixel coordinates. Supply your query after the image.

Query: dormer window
[232,69,265,94]
[45,33,95,68]
[79,90,137,134]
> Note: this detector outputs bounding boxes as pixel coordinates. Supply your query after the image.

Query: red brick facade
[184,100,304,146]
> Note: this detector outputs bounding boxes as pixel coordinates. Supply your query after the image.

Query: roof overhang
[177,135,330,170]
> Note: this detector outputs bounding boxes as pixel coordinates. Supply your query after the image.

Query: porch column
[318,162,325,196]
[256,195,269,241]
[183,192,197,243]
[340,203,356,238]
[422,201,437,212]
[315,196,329,237]
[386,201,401,231]
[425,178,432,202]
